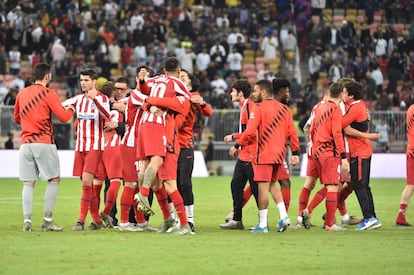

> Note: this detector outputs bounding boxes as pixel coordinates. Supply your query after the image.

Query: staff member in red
[14,63,74,232]
[177,69,212,232]
[220,79,259,230]
[342,80,381,230]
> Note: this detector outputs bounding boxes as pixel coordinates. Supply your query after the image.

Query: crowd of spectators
[0,0,414,123]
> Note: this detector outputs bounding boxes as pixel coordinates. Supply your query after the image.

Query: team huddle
[13,60,414,234]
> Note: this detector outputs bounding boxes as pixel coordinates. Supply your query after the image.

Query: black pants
[231,159,258,221]
[350,156,377,219]
[177,148,194,206]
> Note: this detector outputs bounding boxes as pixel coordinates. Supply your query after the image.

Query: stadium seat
[346,9,357,16]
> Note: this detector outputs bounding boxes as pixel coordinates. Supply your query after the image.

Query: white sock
[44,181,59,219]
[22,183,34,221]
[258,209,268,228]
[341,213,350,222]
[297,216,303,225]
[185,204,194,224]
[277,202,288,219]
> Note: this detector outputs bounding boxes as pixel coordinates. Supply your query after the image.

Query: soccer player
[342,80,381,230]
[14,63,74,232]
[117,68,153,232]
[234,79,299,233]
[63,69,111,231]
[272,78,299,213]
[175,69,212,232]
[135,57,192,235]
[220,79,259,230]
[102,77,129,226]
[307,82,349,232]
[396,103,414,226]
[89,81,124,228]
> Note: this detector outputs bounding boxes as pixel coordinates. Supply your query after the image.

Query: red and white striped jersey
[140,75,190,125]
[104,109,124,148]
[63,92,110,152]
[121,89,146,147]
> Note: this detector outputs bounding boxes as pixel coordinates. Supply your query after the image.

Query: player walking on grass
[234,79,299,233]
[62,69,111,231]
[396,103,414,226]
[14,63,75,232]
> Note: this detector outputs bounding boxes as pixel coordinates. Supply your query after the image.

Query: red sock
[93,184,102,208]
[141,186,150,197]
[242,186,253,207]
[78,185,92,224]
[399,203,408,213]
[298,187,311,216]
[325,191,338,227]
[154,186,171,220]
[169,190,187,226]
[90,185,102,224]
[120,186,135,223]
[103,180,121,215]
[281,188,291,212]
[308,187,327,214]
[337,186,352,215]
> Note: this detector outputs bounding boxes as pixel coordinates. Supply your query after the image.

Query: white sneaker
[118,223,144,232]
[225,211,234,223]
[325,224,347,232]
[136,221,157,231]
[166,219,180,233]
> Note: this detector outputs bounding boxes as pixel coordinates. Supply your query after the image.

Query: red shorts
[97,146,123,180]
[158,152,178,181]
[306,156,319,178]
[136,123,167,160]
[315,157,341,185]
[277,161,290,180]
[121,144,139,182]
[407,157,414,185]
[253,163,280,183]
[73,150,103,177]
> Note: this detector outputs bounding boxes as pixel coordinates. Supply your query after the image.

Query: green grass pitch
[0,176,413,275]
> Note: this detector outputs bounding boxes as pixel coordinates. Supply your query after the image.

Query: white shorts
[19,143,60,181]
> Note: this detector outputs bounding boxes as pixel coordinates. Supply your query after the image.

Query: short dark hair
[136,65,155,77]
[163,57,180,73]
[114,77,129,85]
[80,68,98,80]
[188,73,200,92]
[272,78,290,95]
[33,63,50,81]
[255,79,273,96]
[343,80,364,100]
[329,82,344,98]
[232,79,251,98]
[181,69,200,92]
